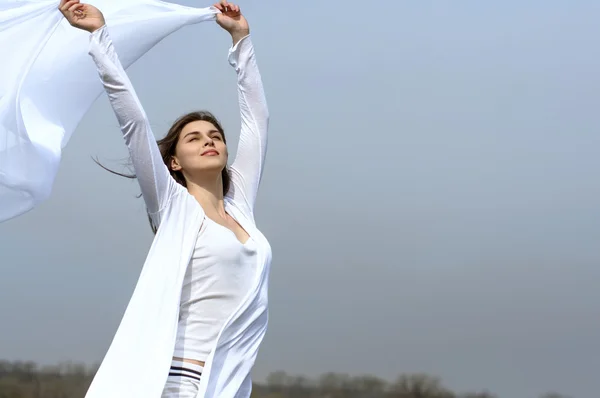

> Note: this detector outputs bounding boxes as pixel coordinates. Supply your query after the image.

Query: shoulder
[151,187,200,223]
[225,197,255,225]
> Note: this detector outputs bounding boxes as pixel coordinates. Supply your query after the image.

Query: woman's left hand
[214,1,249,38]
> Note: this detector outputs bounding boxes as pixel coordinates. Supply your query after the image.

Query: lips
[201,149,219,156]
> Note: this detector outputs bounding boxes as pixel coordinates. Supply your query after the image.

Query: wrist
[230,29,250,46]
[87,25,104,34]
[86,20,106,34]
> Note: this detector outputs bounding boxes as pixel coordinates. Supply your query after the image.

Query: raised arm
[214,2,269,214]
[88,26,179,215]
[60,1,179,216]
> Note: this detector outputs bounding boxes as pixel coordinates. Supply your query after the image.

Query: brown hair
[95,111,230,233]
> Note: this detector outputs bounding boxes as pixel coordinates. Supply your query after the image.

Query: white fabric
[163,375,200,398]
[174,218,259,362]
[162,359,204,398]
[0,0,218,223]
[85,20,271,398]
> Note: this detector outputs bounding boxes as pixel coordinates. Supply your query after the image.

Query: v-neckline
[205,215,252,246]
[201,199,251,246]
[185,190,252,245]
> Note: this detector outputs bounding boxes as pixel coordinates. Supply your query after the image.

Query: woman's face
[171,120,228,177]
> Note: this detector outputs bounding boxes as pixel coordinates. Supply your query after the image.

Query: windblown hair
[95,111,230,234]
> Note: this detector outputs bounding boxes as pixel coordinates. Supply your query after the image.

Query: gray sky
[1,1,600,397]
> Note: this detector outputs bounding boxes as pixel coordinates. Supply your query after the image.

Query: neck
[185,174,226,216]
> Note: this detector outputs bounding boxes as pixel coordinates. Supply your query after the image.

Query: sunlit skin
[171,120,229,182]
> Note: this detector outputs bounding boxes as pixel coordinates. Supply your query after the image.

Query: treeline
[0,361,571,398]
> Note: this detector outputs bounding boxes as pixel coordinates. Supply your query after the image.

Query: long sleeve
[88,25,180,217]
[226,35,270,216]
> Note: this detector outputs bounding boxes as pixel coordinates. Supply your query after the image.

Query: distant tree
[267,371,290,388]
[389,373,455,398]
[3,358,580,398]
[266,370,292,395]
[286,375,313,398]
[347,375,387,398]
[317,372,355,398]
[0,362,10,379]
[318,372,341,397]
[8,361,37,383]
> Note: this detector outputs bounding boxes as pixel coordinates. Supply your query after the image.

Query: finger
[68,3,84,13]
[60,0,79,11]
[220,0,229,11]
[59,0,74,9]
[213,2,223,11]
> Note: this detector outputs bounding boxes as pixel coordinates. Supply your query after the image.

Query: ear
[170,156,182,171]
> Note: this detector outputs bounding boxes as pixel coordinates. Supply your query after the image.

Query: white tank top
[173,216,258,362]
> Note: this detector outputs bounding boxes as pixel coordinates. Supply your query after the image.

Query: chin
[195,161,226,174]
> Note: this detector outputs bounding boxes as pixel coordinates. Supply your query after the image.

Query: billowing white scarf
[0,0,217,223]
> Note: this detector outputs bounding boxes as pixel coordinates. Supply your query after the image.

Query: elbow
[121,116,149,142]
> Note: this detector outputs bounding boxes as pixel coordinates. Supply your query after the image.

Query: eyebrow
[184,129,221,139]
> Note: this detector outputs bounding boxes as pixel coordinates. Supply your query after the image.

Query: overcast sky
[2,1,600,397]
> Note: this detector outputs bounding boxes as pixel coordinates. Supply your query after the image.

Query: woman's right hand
[59,0,105,33]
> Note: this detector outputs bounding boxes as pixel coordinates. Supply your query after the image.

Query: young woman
[59,1,272,397]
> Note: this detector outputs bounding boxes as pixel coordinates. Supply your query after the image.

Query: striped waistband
[168,359,204,381]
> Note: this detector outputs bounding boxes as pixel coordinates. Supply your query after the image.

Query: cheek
[214,141,228,159]
[178,143,201,164]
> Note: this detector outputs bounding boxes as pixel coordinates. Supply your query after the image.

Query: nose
[203,136,215,147]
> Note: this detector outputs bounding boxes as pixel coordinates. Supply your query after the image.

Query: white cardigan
[84,25,272,398]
